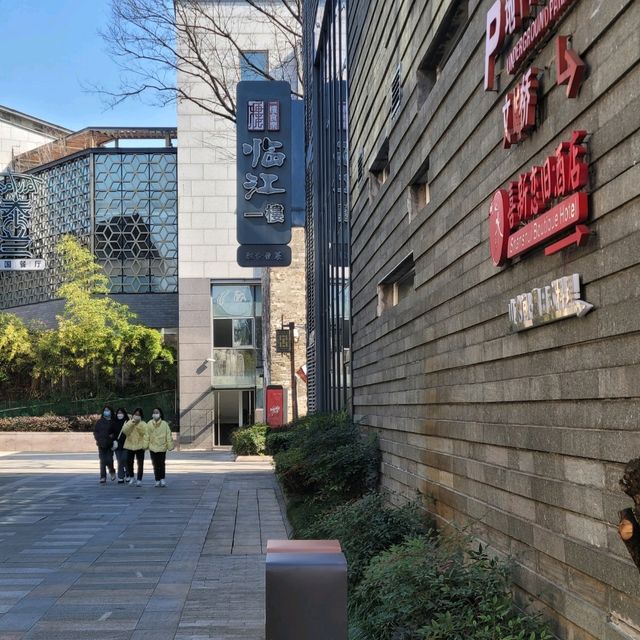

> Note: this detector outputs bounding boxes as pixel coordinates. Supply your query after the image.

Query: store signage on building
[485,0,585,148]
[275,329,291,354]
[0,172,46,270]
[236,80,292,261]
[0,259,45,271]
[508,273,592,331]
[485,0,581,90]
[237,244,292,268]
[489,130,589,266]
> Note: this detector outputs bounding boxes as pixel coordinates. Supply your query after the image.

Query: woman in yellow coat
[146,407,174,488]
[122,407,148,487]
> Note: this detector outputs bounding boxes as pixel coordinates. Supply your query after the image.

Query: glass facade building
[304,0,351,413]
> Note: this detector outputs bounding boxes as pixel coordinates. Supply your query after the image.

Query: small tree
[42,235,176,397]
[0,313,34,397]
[119,323,175,389]
[52,236,133,393]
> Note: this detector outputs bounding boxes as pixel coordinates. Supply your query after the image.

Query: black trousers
[115,448,128,479]
[150,451,166,481]
[126,449,145,480]
[98,446,115,479]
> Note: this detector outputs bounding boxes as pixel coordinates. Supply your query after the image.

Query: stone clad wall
[347,0,640,637]
[264,228,308,421]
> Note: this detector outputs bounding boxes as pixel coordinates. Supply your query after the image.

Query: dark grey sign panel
[237,81,292,246]
[237,244,291,268]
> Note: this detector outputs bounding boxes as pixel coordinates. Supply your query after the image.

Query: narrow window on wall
[377,253,415,316]
[408,156,430,221]
[240,50,269,81]
[417,1,469,106]
[370,138,390,195]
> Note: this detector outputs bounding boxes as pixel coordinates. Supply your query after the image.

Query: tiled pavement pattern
[0,451,288,639]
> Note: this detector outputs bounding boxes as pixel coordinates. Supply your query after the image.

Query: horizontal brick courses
[349,0,640,636]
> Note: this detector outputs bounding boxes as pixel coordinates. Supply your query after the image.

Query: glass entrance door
[213,388,257,446]
[241,389,255,426]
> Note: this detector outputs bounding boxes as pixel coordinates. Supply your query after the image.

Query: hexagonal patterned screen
[94,152,177,294]
[0,150,177,310]
[0,155,92,308]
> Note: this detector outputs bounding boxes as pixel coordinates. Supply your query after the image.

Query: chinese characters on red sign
[502,67,539,148]
[486,0,585,148]
[489,131,589,266]
[485,0,580,90]
[484,1,589,266]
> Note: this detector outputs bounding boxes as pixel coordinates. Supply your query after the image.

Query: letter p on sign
[485,0,505,91]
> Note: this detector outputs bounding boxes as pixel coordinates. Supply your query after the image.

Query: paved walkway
[0,451,289,639]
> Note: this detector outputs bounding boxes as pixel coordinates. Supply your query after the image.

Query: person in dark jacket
[113,407,129,484]
[93,405,118,484]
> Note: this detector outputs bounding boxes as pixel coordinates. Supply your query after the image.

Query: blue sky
[0,0,176,131]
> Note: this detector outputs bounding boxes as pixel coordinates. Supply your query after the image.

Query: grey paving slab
[0,452,285,640]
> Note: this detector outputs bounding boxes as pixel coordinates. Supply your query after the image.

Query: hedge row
[0,415,100,432]
[270,412,553,640]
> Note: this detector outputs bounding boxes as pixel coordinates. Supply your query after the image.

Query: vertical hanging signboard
[236,80,292,267]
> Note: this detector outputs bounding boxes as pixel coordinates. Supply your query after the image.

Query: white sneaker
[160,480,166,488]
[136,480,142,487]
[110,472,116,481]
[128,478,135,486]
[155,481,160,487]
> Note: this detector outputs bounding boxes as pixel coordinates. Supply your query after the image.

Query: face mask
[133,415,141,423]
[152,413,160,421]
[117,413,124,420]
[103,410,111,418]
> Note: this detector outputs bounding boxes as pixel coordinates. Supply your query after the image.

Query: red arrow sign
[556,36,585,99]
[544,224,590,256]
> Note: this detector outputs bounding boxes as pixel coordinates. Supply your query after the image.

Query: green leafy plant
[349,537,553,640]
[0,237,176,406]
[231,423,269,456]
[0,414,101,432]
[273,412,379,507]
[265,428,296,455]
[300,492,434,588]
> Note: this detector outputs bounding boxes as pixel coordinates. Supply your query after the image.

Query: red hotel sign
[489,131,589,266]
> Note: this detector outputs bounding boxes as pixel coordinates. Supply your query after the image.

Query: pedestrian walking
[122,408,147,487]
[93,405,117,484]
[146,407,174,488]
[113,407,129,484]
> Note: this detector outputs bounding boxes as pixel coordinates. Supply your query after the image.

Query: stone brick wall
[348,0,640,637]
[264,227,308,421]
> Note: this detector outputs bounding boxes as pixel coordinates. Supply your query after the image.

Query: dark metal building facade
[304,0,351,413]
[0,146,178,329]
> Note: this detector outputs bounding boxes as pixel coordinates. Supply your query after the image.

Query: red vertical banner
[266,385,285,428]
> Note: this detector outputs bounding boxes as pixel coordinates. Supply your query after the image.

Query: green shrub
[231,423,269,456]
[349,537,553,640]
[286,497,333,535]
[273,411,379,507]
[265,428,296,455]
[0,414,100,432]
[301,493,434,588]
[69,414,101,431]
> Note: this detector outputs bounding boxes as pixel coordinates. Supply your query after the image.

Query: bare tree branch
[98,0,303,123]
